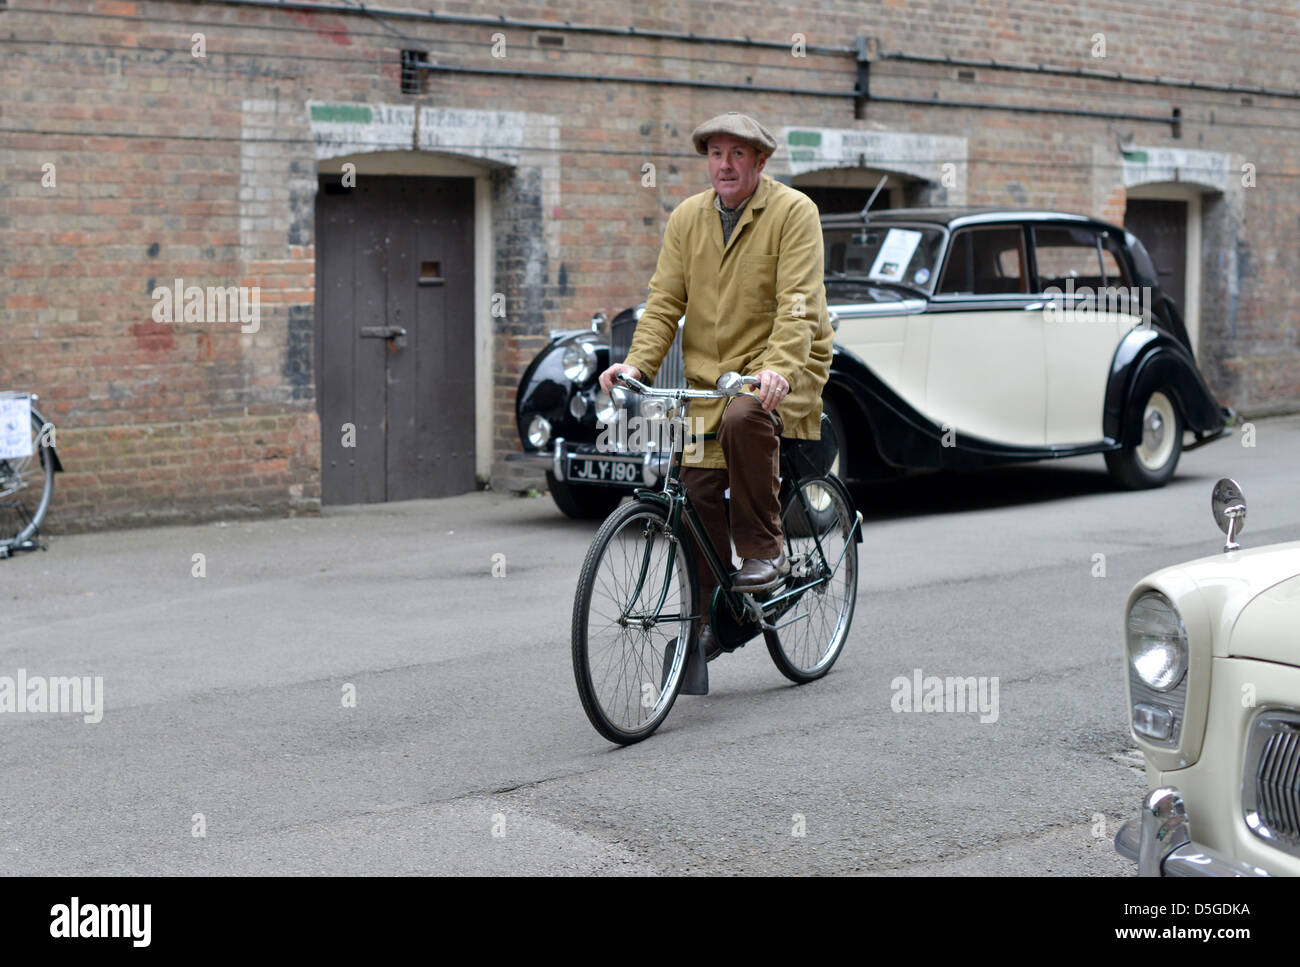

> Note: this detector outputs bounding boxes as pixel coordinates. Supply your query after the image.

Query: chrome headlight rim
[1127,589,1189,692]
[561,341,598,385]
[526,414,552,450]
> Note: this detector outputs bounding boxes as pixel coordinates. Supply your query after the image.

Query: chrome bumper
[1115,787,1270,876]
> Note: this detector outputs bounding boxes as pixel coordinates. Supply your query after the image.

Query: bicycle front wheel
[0,401,55,550]
[766,474,858,683]
[572,499,697,745]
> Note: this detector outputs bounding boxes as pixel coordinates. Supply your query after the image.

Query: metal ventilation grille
[611,313,685,389]
[1245,713,1300,857]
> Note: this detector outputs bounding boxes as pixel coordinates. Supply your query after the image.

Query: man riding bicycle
[598,110,835,659]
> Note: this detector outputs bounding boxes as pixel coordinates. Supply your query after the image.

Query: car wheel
[546,471,627,519]
[1105,385,1183,489]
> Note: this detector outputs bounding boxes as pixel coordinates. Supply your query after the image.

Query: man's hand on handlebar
[598,363,642,393]
[755,370,789,412]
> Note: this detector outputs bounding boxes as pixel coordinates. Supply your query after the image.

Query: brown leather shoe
[732,550,789,592]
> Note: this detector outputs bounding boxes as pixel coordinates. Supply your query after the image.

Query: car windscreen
[824,224,945,293]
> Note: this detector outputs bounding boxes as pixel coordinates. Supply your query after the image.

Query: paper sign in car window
[868,228,923,284]
[0,395,32,460]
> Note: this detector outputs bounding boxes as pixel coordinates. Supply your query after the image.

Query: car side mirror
[1211,478,1247,553]
[590,311,607,333]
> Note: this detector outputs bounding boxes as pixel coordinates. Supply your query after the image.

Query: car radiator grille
[611,313,686,389]
[1244,712,1300,857]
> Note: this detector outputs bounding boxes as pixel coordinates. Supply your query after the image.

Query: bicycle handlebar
[613,370,760,400]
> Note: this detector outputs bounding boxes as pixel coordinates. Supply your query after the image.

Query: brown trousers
[682,395,783,625]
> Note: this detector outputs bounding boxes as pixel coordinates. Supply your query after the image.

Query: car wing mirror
[1211,478,1247,553]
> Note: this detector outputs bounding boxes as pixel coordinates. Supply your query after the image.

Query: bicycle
[571,371,862,745]
[0,392,61,558]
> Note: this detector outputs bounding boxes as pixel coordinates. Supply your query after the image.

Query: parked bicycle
[571,372,862,744]
[0,392,61,558]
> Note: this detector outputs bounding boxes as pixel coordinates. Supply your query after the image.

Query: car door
[1033,224,1141,445]
[925,224,1046,447]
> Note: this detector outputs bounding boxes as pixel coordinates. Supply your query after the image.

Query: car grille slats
[1272,730,1300,837]
[1245,713,1300,856]
[611,314,686,389]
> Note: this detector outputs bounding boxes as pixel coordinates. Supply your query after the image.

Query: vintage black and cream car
[512,207,1232,518]
[1116,479,1300,876]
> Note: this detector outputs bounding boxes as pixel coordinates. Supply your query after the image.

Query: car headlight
[569,393,589,419]
[594,390,618,425]
[527,414,552,450]
[1127,591,1188,691]
[561,342,598,384]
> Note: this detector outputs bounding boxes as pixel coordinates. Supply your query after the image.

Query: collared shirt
[714,192,751,246]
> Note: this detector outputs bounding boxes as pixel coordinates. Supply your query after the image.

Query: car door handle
[1023,301,1054,312]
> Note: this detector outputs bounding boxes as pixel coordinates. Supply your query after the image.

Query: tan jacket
[625,175,834,468]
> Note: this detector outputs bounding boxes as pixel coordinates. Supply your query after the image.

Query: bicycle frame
[613,375,858,638]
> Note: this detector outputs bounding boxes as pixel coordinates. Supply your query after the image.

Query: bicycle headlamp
[595,390,618,425]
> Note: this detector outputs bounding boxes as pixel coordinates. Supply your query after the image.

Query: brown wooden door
[315,175,475,504]
[1125,199,1187,312]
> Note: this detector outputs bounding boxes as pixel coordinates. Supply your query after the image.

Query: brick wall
[2,0,1297,527]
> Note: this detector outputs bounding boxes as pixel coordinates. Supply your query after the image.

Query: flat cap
[691,111,777,156]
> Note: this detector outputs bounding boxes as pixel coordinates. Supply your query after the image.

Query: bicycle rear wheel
[572,499,697,745]
[0,400,55,551]
[765,475,857,683]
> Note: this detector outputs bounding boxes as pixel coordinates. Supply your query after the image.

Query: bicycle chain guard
[709,586,764,653]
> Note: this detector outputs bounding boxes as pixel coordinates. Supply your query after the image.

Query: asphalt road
[2,416,1298,875]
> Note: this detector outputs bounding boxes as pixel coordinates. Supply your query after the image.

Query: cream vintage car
[1116,478,1300,876]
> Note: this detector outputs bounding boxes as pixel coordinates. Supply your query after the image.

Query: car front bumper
[536,437,671,487]
[1115,787,1271,876]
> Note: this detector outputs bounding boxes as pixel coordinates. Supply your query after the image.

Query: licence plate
[567,456,643,485]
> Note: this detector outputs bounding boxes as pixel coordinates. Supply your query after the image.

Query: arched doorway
[1118,147,1233,360]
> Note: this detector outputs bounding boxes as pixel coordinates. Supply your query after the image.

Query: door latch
[359,326,408,348]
